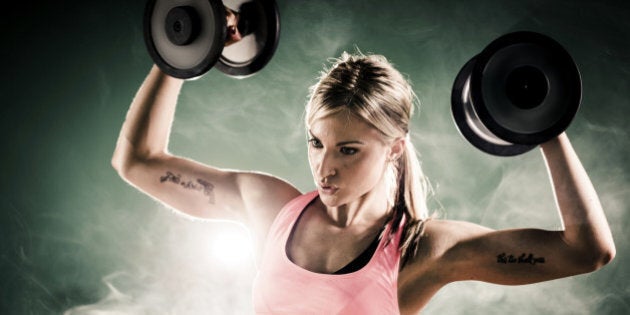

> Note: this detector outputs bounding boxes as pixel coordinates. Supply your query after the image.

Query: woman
[111,53,615,314]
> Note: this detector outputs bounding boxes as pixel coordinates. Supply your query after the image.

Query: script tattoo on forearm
[160,171,215,204]
[497,253,546,265]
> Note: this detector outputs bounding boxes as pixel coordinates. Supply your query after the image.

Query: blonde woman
[112,53,615,314]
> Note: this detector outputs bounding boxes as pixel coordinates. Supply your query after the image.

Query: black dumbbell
[144,0,280,79]
[452,31,582,156]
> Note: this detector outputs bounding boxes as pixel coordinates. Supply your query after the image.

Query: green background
[2,0,628,314]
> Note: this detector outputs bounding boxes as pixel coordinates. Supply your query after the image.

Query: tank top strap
[263,191,318,253]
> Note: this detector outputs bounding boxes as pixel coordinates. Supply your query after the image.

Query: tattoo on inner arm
[160,171,215,204]
[497,253,546,265]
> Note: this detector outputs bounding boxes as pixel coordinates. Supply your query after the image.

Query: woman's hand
[225,7,242,46]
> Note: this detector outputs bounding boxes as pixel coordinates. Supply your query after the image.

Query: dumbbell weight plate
[471,31,582,145]
[144,0,226,79]
[452,58,537,156]
[216,0,280,77]
[452,31,582,156]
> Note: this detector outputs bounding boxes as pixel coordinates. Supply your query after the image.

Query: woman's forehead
[309,112,381,140]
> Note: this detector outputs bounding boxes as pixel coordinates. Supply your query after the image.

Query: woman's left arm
[538,132,615,270]
[417,133,616,286]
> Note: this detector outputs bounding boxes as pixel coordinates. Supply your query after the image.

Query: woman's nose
[317,151,337,180]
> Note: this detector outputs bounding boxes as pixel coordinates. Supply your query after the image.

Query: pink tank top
[252,191,404,314]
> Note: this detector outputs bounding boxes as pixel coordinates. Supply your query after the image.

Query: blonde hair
[305,52,431,266]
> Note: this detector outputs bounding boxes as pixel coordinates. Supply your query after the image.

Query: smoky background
[1,0,628,314]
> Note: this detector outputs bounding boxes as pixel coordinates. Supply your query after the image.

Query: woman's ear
[388,137,406,161]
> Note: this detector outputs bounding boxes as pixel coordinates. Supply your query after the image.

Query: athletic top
[252,191,405,315]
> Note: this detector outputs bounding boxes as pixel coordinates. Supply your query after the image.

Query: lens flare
[207,225,255,269]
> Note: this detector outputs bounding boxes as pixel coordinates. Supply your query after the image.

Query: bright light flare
[207,226,255,269]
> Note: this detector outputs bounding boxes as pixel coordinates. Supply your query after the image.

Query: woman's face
[307,112,402,208]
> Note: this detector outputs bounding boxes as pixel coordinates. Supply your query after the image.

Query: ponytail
[389,135,432,268]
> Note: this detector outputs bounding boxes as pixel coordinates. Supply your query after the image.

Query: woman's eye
[340,147,358,155]
[308,138,323,148]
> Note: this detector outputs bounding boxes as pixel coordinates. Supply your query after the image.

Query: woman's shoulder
[234,171,302,227]
[237,171,302,207]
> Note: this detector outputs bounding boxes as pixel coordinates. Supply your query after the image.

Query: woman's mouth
[319,184,338,195]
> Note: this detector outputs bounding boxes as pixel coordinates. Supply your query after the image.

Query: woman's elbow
[111,149,132,180]
[589,227,617,271]
[593,242,616,270]
[111,140,143,180]
[111,151,127,177]
[574,241,616,273]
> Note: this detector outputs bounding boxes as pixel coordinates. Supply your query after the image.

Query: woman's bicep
[436,221,592,285]
[117,153,248,221]
[117,153,301,227]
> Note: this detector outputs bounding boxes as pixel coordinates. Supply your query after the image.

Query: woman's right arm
[111,66,301,230]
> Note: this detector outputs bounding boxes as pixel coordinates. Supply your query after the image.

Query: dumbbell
[451,31,582,156]
[144,0,280,79]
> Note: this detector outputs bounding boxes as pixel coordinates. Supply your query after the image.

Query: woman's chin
[318,192,342,207]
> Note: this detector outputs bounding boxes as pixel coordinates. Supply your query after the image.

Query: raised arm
[404,133,615,289]
[538,133,616,269]
[111,66,300,233]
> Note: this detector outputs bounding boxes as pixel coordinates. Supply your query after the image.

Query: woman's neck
[324,185,392,229]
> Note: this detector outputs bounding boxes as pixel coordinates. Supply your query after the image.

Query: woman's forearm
[540,133,615,269]
[112,66,184,172]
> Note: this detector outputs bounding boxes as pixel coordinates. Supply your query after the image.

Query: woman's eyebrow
[336,140,365,146]
[308,130,365,146]
[307,130,318,140]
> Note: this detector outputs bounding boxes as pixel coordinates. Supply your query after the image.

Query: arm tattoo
[497,253,546,265]
[160,171,215,204]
